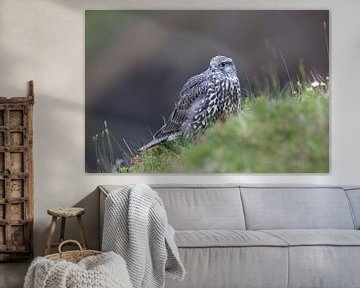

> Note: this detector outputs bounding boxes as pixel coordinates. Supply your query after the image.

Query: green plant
[130,83,329,173]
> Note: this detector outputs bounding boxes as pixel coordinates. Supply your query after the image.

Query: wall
[0,0,359,256]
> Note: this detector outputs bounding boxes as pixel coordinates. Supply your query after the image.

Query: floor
[0,261,30,288]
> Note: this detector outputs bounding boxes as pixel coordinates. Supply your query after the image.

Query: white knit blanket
[102,184,185,288]
[24,251,133,288]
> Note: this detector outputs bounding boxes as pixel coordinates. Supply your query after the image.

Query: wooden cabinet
[0,81,34,261]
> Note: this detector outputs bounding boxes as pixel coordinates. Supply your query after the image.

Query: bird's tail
[139,135,169,151]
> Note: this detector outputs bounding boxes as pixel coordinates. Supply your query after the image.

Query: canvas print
[85,10,329,173]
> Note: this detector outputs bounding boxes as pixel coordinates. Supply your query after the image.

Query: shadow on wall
[0,1,92,256]
[32,94,87,256]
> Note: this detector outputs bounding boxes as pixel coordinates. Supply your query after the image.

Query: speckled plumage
[141,55,241,150]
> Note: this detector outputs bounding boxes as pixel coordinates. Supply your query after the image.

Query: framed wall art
[85,10,329,173]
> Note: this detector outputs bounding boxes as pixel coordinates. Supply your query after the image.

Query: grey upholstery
[262,229,360,245]
[345,188,360,229]
[262,230,360,287]
[175,230,287,247]
[240,187,355,230]
[154,186,245,230]
[168,230,289,287]
[99,185,360,288]
[287,246,360,288]
[165,247,288,288]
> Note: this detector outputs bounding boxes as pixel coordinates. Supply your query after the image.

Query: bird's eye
[219,62,226,67]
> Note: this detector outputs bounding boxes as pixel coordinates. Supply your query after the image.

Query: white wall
[0,0,359,256]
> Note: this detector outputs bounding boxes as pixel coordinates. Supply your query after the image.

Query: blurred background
[85,10,329,172]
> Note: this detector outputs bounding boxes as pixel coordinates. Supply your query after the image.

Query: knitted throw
[102,184,185,288]
[24,251,133,288]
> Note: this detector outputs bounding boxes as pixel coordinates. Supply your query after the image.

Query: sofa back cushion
[154,186,246,230]
[240,187,355,230]
[345,188,360,229]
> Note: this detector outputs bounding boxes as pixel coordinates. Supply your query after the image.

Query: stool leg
[45,216,57,255]
[60,217,66,243]
[77,215,87,249]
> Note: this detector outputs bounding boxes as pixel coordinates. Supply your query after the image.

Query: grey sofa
[99,185,360,288]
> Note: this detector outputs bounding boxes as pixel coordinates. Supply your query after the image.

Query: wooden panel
[10,132,23,146]
[10,152,24,173]
[0,153,4,173]
[9,110,23,126]
[11,226,24,246]
[0,81,33,261]
[0,110,4,126]
[10,204,24,221]
[0,181,4,198]
[0,132,4,146]
[0,244,27,252]
[11,180,24,198]
[0,226,4,245]
[0,204,4,219]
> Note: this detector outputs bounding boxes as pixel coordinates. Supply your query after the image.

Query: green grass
[129,139,191,173]
[130,87,329,173]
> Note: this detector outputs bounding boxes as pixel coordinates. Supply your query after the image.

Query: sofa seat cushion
[166,246,289,288]
[262,229,360,246]
[260,230,360,288]
[175,230,288,248]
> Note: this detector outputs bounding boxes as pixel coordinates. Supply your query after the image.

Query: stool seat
[45,207,87,255]
[47,207,85,217]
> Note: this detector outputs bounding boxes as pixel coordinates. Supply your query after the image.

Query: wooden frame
[0,81,34,261]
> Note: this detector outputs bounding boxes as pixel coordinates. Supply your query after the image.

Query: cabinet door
[0,101,33,261]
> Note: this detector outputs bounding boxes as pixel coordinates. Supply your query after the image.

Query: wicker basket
[45,240,102,263]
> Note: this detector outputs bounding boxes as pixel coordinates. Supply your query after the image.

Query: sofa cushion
[100,185,246,230]
[165,246,288,288]
[345,188,360,229]
[241,187,355,230]
[287,246,360,288]
[260,230,360,288]
[262,229,360,246]
[154,186,246,230]
[175,230,288,248]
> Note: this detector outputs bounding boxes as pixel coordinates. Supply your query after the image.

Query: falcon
[141,55,241,150]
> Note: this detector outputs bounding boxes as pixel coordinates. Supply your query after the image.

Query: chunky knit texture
[102,184,185,288]
[24,251,132,288]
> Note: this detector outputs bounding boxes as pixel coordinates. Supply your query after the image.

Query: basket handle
[58,240,83,255]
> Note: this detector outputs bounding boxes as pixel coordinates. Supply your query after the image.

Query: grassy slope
[130,89,329,173]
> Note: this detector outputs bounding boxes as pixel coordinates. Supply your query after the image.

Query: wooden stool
[45,207,87,255]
